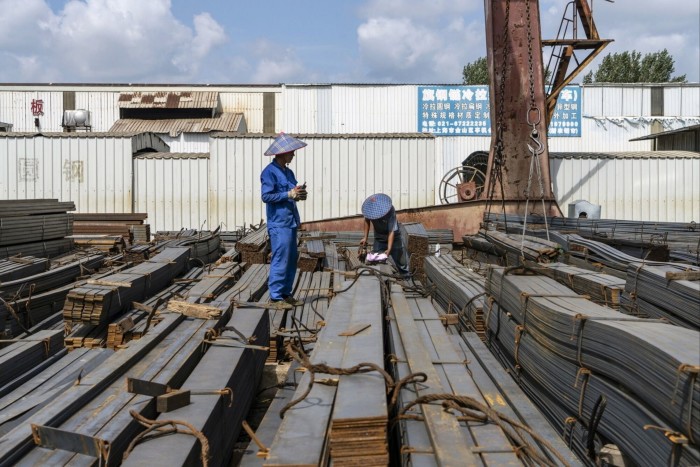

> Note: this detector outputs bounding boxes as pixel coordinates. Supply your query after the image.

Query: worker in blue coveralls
[359,193,411,278]
[260,133,308,310]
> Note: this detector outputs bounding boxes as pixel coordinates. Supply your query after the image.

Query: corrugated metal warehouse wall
[550,152,700,222]
[134,154,209,232]
[209,134,435,230]
[0,133,159,213]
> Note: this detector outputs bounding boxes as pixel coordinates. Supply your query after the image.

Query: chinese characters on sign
[63,160,84,182]
[19,158,39,181]
[418,85,582,137]
[31,99,44,116]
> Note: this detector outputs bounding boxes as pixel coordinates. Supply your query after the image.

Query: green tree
[583,49,687,83]
[462,57,489,85]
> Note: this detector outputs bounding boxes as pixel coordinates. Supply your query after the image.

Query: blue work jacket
[260,160,301,228]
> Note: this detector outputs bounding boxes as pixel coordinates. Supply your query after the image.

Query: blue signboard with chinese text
[418,85,581,137]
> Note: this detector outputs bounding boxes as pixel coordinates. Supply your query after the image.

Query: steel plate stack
[531,262,626,309]
[0,329,65,387]
[481,230,562,265]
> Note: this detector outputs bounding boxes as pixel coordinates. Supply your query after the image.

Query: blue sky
[0,0,698,84]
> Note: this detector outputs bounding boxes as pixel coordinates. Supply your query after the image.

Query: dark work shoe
[265,300,293,310]
[283,296,304,306]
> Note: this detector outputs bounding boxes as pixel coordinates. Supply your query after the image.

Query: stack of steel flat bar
[0,295,190,464]
[19,268,246,465]
[129,224,151,243]
[0,257,49,283]
[184,262,244,303]
[124,243,154,264]
[401,222,429,279]
[0,213,73,247]
[300,233,326,259]
[484,266,700,464]
[424,255,487,338]
[484,294,700,465]
[454,332,581,466]
[72,213,148,239]
[239,362,301,466]
[328,229,453,248]
[323,243,349,293]
[0,237,74,261]
[215,263,269,304]
[121,307,269,466]
[0,348,112,437]
[387,284,562,467]
[527,262,626,309]
[0,200,75,217]
[1,257,127,339]
[0,252,106,300]
[264,279,359,466]
[480,230,561,265]
[624,263,700,329]
[62,247,190,325]
[329,274,387,466]
[70,235,126,253]
[0,329,65,387]
[236,227,270,265]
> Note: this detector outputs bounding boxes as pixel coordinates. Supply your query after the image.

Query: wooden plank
[157,390,191,413]
[665,270,700,281]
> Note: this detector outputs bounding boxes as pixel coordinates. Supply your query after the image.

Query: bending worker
[260,133,308,310]
[359,193,410,278]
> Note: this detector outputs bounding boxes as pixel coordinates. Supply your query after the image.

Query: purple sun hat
[362,193,393,220]
[264,132,307,156]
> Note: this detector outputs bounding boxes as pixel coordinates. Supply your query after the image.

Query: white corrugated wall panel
[134,157,209,232]
[219,92,265,133]
[280,87,321,133]
[550,156,699,222]
[0,135,132,212]
[158,134,211,153]
[0,91,63,132]
[75,91,120,131]
[665,86,700,117]
[330,86,417,133]
[209,136,435,229]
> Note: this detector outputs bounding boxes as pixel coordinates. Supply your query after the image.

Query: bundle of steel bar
[484,291,700,465]
[18,266,250,465]
[121,308,270,466]
[624,263,700,330]
[0,297,190,465]
[0,252,106,300]
[527,262,626,309]
[236,227,270,265]
[215,263,269,304]
[0,329,65,387]
[62,247,190,325]
[0,238,74,261]
[299,232,326,258]
[264,274,384,465]
[0,256,49,283]
[70,235,127,253]
[215,246,240,265]
[424,255,487,338]
[485,267,700,451]
[0,200,75,218]
[154,230,222,265]
[0,348,112,436]
[387,284,579,466]
[480,230,562,265]
[327,229,453,247]
[72,213,148,240]
[324,243,349,293]
[296,253,318,272]
[401,222,429,279]
[670,249,700,266]
[1,256,127,339]
[0,213,73,248]
[124,243,154,264]
[484,212,700,252]
[129,224,151,243]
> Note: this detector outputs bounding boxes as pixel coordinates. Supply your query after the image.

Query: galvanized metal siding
[158,134,211,153]
[219,92,265,133]
[550,156,700,222]
[330,86,417,133]
[0,135,132,212]
[74,91,121,132]
[209,136,435,229]
[281,87,321,134]
[664,86,700,117]
[134,156,209,232]
[0,91,64,132]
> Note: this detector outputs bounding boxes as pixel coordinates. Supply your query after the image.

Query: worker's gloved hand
[288,187,302,200]
[297,187,308,201]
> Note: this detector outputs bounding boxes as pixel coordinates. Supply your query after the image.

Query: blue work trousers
[268,226,298,300]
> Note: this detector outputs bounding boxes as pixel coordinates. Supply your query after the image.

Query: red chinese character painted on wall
[31,99,44,116]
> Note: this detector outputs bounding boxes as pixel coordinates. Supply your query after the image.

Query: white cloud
[248,39,308,84]
[0,0,227,82]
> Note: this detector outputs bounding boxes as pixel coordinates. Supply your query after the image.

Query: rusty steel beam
[483,0,555,204]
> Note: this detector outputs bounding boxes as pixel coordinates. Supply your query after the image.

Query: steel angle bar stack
[480,230,562,265]
[121,307,270,467]
[424,255,487,338]
[236,227,270,265]
[529,262,626,309]
[0,329,65,387]
[624,263,700,330]
[484,267,700,464]
[386,285,574,466]
[63,247,190,325]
